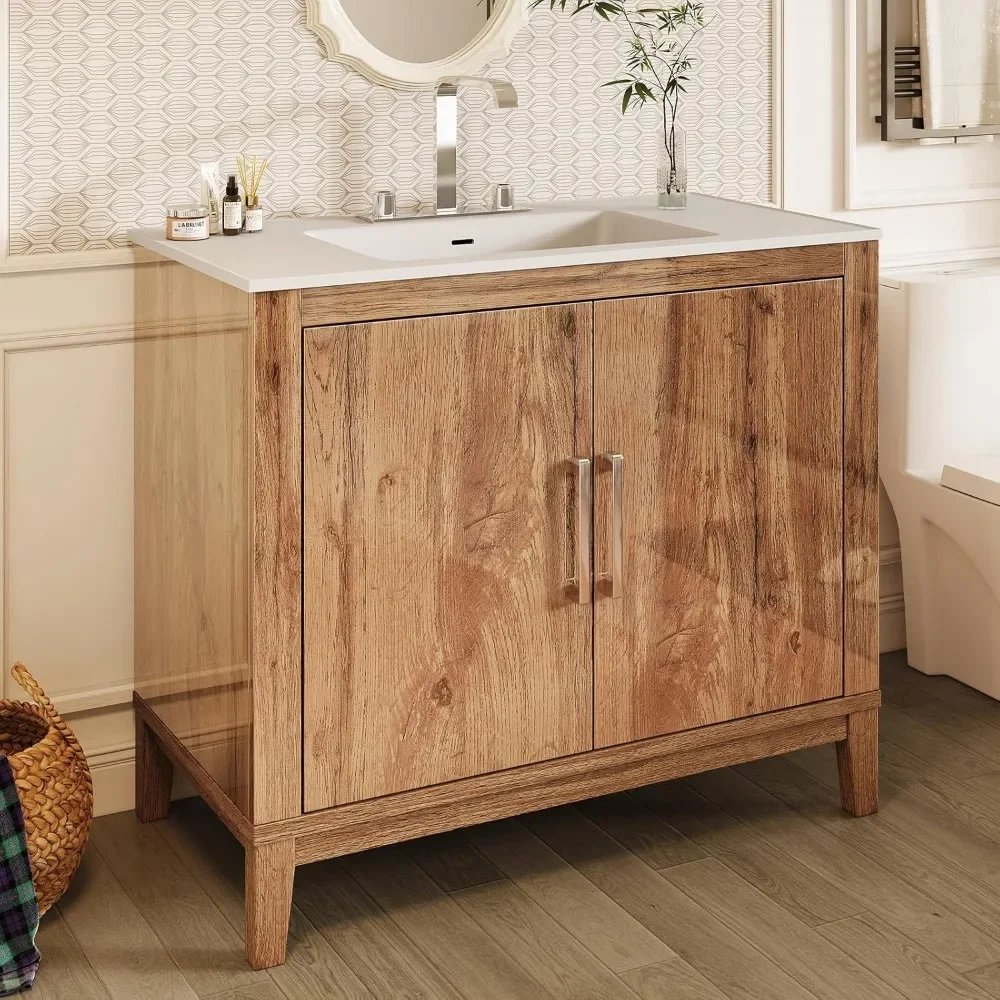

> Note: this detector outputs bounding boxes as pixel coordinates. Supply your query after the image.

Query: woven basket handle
[10,662,89,771]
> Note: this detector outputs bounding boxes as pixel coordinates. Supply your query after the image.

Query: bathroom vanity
[129,196,880,970]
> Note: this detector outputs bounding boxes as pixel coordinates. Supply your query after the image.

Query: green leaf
[537,0,708,121]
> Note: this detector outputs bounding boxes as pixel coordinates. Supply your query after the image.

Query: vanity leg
[836,708,879,817]
[246,839,295,970]
[134,714,173,823]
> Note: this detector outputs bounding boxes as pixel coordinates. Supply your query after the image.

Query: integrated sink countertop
[128,194,880,294]
[305,209,717,263]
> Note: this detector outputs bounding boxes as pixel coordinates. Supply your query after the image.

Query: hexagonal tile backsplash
[9,0,772,255]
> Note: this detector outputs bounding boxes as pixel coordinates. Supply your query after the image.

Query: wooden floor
[34,651,1000,999]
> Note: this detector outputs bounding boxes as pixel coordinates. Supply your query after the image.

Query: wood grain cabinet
[594,282,846,746]
[302,305,595,809]
[133,242,880,971]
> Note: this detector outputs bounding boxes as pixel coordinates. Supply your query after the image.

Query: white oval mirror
[306,0,527,91]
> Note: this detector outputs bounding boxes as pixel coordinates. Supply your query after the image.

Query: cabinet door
[304,305,593,809]
[594,283,844,747]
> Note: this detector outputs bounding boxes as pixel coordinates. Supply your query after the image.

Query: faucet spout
[437,77,519,108]
[436,77,519,215]
[483,79,519,109]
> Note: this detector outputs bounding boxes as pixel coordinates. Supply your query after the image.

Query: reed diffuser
[237,154,269,234]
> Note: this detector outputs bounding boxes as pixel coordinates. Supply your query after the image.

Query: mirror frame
[305,0,528,91]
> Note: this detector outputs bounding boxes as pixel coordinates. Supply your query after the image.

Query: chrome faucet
[435,77,519,216]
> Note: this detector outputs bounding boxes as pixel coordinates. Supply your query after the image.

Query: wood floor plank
[620,959,729,1000]
[57,848,199,1000]
[817,913,990,1000]
[895,695,1000,764]
[157,800,374,1000]
[578,793,706,869]
[91,812,267,997]
[789,742,1000,889]
[881,655,1000,732]
[740,755,1000,958]
[687,766,1000,971]
[662,858,905,1000]
[203,984,288,1000]
[879,705,994,779]
[345,845,545,1000]
[966,963,1000,998]
[466,818,675,975]
[404,830,504,892]
[964,772,1000,813]
[796,735,1000,862]
[880,742,1000,852]
[271,908,376,1000]
[877,653,939,711]
[632,781,863,927]
[31,906,111,1000]
[523,806,817,1000]
[155,801,248,933]
[451,878,639,999]
[294,858,465,1000]
[781,744,842,785]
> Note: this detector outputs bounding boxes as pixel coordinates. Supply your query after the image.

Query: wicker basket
[0,663,93,914]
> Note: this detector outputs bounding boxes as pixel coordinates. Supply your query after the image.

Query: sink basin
[306,210,715,264]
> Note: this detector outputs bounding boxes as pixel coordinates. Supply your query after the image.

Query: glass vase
[656,125,688,210]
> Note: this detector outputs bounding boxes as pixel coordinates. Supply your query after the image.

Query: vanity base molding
[133,239,880,971]
[135,690,880,967]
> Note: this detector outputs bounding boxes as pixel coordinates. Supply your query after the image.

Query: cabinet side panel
[250,290,303,824]
[134,260,254,817]
[844,241,880,695]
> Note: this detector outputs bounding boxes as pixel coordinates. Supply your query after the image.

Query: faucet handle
[494,183,515,212]
[372,190,397,222]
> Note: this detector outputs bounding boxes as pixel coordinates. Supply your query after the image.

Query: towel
[919,0,1000,128]
[0,757,39,996]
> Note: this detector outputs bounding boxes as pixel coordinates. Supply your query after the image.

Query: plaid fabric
[0,757,39,996]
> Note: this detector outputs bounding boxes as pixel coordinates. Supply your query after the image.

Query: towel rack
[878,0,1000,141]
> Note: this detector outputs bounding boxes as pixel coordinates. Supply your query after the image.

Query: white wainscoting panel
[4,340,135,707]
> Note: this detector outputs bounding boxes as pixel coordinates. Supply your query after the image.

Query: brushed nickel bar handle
[569,458,592,605]
[600,453,625,599]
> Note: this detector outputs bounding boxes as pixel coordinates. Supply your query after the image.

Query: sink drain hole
[452,238,475,246]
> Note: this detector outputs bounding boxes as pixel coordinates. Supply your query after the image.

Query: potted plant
[530,0,709,208]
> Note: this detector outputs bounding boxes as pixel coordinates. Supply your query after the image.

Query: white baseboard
[879,594,907,655]
[90,750,198,818]
[89,746,136,817]
[879,545,907,655]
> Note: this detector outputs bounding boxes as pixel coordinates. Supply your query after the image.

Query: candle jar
[165,205,210,241]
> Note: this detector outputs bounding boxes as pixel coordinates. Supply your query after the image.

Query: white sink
[306,210,716,263]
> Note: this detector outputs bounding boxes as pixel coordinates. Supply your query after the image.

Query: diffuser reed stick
[237,154,269,203]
